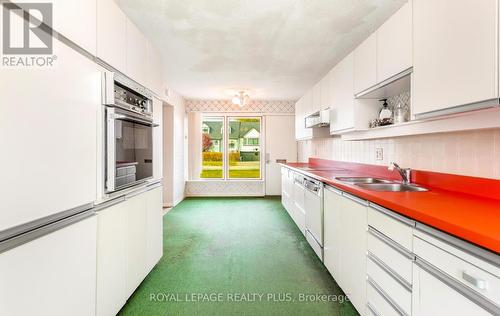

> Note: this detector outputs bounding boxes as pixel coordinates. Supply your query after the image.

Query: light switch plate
[375,147,383,161]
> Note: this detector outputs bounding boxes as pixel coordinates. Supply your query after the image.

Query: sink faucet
[389,162,411,184]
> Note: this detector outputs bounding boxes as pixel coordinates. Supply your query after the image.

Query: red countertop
[283,158,500,254]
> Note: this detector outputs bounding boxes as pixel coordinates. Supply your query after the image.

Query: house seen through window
[201,116,261,179]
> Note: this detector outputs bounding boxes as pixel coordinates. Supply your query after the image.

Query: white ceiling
[117,0,406,100]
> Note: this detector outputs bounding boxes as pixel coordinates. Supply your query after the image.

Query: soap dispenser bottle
[378,98,392,120]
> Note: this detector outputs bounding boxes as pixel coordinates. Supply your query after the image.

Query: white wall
[165,91,187,206]
[298,128,500,179]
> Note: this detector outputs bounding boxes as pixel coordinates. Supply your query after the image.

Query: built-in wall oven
[102,72,156,193]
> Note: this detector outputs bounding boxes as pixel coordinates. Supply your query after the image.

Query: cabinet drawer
[367,229,413,284]
[414,235,500,305]
[367,256,411,315]
[368,205,413,251]
[366,280,401,316]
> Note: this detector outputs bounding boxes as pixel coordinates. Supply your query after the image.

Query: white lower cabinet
[96,201,128,316]
[412,230,500,316]
[412,266,492,316]
[292,173,306,235]
[280,168,307,236]
[366,205,415,316]
[0,217,97,316]
[284,172,500,316]
[281,168,292,212]
[126,193,149,294]
[97,186,163,316]
[324,187,367,314]
[324,187,343,283]
[146,187,164,272]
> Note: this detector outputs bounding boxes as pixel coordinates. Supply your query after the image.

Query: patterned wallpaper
[386,90,411,121]
[185,99,296,113]
[185,180,265,196]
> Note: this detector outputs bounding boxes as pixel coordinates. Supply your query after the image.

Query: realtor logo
[2,2,56,67]
[2,2,53,54]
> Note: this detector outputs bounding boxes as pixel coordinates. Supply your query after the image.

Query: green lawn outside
[201,160,260,179]
[200,169,261,178]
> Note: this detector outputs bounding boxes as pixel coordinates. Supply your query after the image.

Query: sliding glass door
[200,115,262,180]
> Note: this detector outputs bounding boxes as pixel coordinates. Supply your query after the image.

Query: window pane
[228,117,261,179]
[201,117,224,179]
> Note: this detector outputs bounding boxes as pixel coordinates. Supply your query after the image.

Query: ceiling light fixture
[231,91,250,107]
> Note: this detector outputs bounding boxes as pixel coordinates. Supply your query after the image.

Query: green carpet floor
[118,197,359,316]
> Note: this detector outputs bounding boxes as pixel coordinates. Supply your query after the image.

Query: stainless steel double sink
[335,177,428,192]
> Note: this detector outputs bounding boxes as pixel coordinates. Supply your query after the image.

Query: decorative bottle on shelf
[394,100,407,124]
[378,98,392,125]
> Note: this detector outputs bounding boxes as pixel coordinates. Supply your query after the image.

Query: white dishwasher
[304,176,324,261]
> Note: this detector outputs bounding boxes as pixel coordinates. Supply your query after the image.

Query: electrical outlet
[375,148,384,161]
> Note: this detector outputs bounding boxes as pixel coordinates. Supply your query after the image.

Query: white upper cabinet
[294,98,302,140]
[330,53,355,132]
[44,0,97,54]
[354,32,377,94]
[0,36,99,231]
[97,0,127,73]
[312,81,322,113]
[126,19,149,86]
[330,53,379,133]
[295,93,317,140]
[147,42,164,96]
[376,1,412,82]
[320,71,332,110]
[412,0,497,116]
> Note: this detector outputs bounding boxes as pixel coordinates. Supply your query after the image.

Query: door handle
[462,271,488,290]
[265,153,270,164]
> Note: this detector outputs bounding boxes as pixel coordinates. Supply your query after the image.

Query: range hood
[305,109,330,128]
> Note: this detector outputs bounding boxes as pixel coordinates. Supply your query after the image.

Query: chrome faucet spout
[389,162,411,184]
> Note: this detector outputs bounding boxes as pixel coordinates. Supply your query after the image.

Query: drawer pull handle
[462,271,487,290]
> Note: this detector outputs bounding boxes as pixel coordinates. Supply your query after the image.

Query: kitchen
[1,0,499,316]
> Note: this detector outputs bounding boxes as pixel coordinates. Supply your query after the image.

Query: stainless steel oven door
[105,107,156,193]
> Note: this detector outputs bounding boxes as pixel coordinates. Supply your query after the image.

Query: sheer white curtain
[187,112,202,180]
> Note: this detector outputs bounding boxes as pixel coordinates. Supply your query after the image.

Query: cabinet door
[147,42,164,95]
[412,0,497,115]
[413,265,491,316]
[376,1,412,82]
[354,32,377,94]
[96,202,128,316]
[340,196,368,313]
[312,81,322,112]
[324,188,344,284]
[294,98,302,140]
[302,91,313,138]
[0,217,97,316]
[153,98,163,181]
[44,0,97,54]
[146,187,164,271]
[330,53,355,132]
[321,71,332,110]
[126,19,148,86]
[126,193,149,294]
[97,0,127,72]
[322,77,329,111]
[0,34,99,231]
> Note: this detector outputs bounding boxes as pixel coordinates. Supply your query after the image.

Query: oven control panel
[113,82,153,117]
